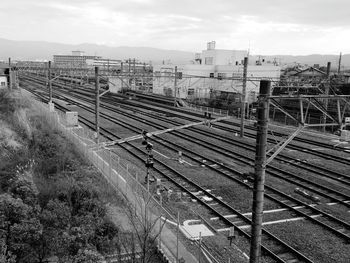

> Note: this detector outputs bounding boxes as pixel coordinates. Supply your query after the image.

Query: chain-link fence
[30,97,226,263]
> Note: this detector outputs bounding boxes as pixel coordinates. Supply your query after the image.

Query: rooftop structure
[153,42,280,101]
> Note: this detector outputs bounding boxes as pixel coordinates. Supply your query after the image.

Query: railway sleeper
[285,258,300,263]
[336,228,347,233]
[277,252,298,262]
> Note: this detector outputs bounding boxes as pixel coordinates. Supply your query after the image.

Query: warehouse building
[153,41,280,103]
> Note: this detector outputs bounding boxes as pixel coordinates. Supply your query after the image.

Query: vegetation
[0,90,164,263]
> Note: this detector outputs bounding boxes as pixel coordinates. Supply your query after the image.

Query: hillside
[0,38,194,64]
[0,89,164,263]
[0,38,349,67]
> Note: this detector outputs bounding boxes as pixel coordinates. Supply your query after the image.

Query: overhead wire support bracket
[264,125,304,167]
[99,88,110,97]
[89,115,232,151]
[308,98,339,124]
[270,98,302,126]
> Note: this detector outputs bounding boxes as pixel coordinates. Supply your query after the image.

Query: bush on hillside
[0,91,120,262]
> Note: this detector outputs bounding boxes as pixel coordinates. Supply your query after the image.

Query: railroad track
[20,74,350,261]
[20,75,350,209]
[20,74,350,190]
[124,91,350,156]
[23,85,316,263]
[21,72,350,161]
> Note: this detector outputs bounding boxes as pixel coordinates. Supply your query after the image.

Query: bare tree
[112,187,167,263]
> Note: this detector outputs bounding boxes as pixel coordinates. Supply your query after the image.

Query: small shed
[0,75,7,88]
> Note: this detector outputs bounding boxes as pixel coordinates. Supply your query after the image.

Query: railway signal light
[142,130,148,145]
[148,154,154,167]
[145,142,153,151]
[145,159,154,168]
[141,130,155,185]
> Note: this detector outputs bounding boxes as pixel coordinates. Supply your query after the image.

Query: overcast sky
[0,0,348,55]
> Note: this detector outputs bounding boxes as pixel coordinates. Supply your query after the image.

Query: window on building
[205,57,213,65]
[209,73,214,78]
[217,73,226,80]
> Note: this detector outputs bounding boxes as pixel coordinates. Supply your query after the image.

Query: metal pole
[249,80,271,263]
[8,58,11,90]
[159,216,162,249]
[338,52,342,74]
[109,150,112,179]
[48,61,52,102]
[322,62,331,132]
[240,57,248,137]
[133,58,136,89]
[128,58,131,89]
[95,66,100,144]
[176,211,179,262]
[174,66,178,107]
[198,232,202,263]
[147,167,150,192]
[121,62,124,90]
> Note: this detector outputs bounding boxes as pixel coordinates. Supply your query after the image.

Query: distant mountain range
[0,38,349,68]
[0,38,194,64]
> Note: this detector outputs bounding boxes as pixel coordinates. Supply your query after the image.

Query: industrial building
[153,41,280,103]
[0,65,9,88]
[53,51,101,68]
[86,58,122,69]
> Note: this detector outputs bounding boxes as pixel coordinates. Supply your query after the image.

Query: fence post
[102,150,105,174]
[159,216,162,249]
[136,173,138,194]
[199,232,202,263]
[116,157,119,189]
[176,211,179,262]
[95,150,98,169]
[109,150,112,179]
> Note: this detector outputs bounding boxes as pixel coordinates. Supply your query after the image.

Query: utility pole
[48,61,52,102]
[121,62,124,91]
[95,66,100,144]
[133,58,136,90]
[250,80,271,263]
[338,52,342,74]
[8,58,11,90]
[174,66,178,107]
[143,62,146,90]
[322,62,331,132]
[240,57,248,137]
[128,58,131,89]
